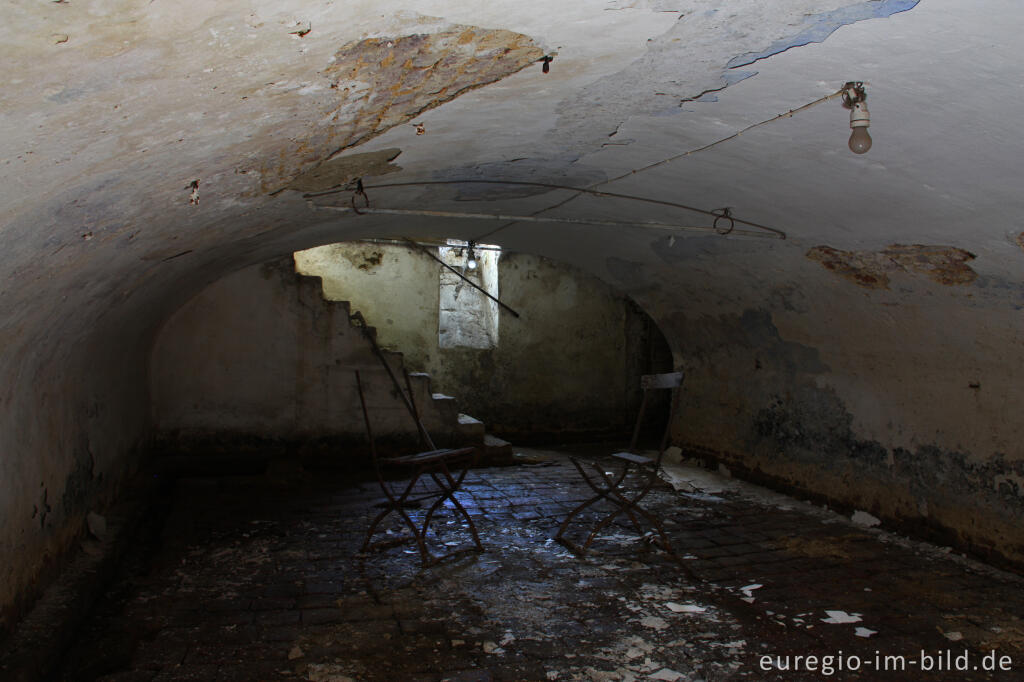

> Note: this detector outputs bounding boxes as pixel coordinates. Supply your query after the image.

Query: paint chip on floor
[851,510,881,527]
[640,616,670,630]
[822,610,862,624]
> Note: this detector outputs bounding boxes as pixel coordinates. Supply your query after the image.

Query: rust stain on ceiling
[807,244,978,289]
[263,27,543,193]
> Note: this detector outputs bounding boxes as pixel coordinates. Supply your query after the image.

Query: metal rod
[400,238,522,319]
[301,180,782,238]
[350,311,434,446]
[359,237,504,252]
[403,368,433,451]
[354,370,376,460]
[310,204,779,239]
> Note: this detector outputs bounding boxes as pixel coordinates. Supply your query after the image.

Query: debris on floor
[26,446,1024,682]
[850,510,881,527]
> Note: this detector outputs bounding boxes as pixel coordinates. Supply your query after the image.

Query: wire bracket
[350,178,370,215]
[712,207,734,235]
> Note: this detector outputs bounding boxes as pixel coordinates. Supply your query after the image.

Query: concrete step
[480,433,515,466]
[429,393,459,425]
[456,413,485,443]
[406,372,434,410]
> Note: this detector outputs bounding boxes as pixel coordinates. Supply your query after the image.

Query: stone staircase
[297,269,512,462]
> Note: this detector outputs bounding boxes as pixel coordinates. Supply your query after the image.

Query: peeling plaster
[285,148,402,193]
[807,244,978,290]
[726,0,921,69]
[549,0,921,159]
[262,26,543,191]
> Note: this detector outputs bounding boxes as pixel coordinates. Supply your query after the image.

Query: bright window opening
[437,240,500,349]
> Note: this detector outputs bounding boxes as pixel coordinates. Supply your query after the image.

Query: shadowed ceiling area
[2,0,1024,638]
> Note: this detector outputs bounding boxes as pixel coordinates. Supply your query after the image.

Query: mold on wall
[295,243,671,440]
[668,285,1024,568]
[0,330,150,636]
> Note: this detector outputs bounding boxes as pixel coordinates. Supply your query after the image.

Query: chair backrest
[628,371,684,455]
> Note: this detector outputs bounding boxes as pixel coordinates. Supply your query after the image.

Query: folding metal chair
[355,369,483,566]
[555,371,683,557]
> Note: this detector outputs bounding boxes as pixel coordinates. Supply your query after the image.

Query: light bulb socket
[841,81,867,109]
[849,101,870,128]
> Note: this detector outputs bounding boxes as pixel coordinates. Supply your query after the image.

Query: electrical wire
[308,204,779,239]
[306,180,785,239]
[465,87,846,241]
[301,87,851,242]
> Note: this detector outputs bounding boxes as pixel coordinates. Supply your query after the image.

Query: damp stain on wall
[807,244,978,289]
[673,302,1024,567]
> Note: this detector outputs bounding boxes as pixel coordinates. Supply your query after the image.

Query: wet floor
[53,448,1024,681]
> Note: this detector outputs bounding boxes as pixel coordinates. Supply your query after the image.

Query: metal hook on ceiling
[712,207,734,235]
[350,178,370,215]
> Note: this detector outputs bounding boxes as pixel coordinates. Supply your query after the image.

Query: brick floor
[50,448,1024,681]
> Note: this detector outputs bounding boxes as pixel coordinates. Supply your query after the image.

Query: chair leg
[361,473,429,563]
[560,459,681,561]
[434,465,484,553]
[412,464,482,566]
[594,465,648,536]
[555,458,624,553]
[632,505,676,554]
[555,495,603,554]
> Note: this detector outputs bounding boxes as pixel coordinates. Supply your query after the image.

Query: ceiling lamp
[842,81,871,154]
[466,242,478,270]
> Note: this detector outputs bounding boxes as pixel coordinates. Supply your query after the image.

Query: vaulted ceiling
[3,0,1024,623]
[3,0,1019,365]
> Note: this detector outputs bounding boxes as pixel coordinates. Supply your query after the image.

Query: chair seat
[612,452,654,465]
[381,446,476,466]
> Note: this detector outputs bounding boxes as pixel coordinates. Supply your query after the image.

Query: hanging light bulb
[841,82,871,154]
[848,101,871,154]
[466,242,478,270]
